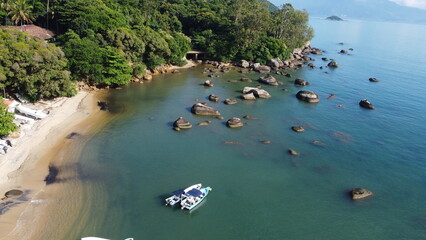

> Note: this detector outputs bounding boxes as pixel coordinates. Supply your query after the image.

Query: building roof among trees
[0,25,55,40]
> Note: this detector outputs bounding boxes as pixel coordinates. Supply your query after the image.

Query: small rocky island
[326,15,343,21]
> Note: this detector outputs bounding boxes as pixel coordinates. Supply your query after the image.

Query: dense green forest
[0,0,313,135]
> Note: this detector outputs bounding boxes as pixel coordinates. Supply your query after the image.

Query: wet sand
[0,90,113,240]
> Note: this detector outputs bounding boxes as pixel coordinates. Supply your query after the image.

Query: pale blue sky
[268,0,426,10]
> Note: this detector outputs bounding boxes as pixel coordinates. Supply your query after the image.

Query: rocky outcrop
[258,75,278,86]
[328,60,339,68]
[359,99,375,110]
[173,117,192,129]
[321,57,329,61]
[224,98,237,105]
[240,77,252,82]
[227,117,244,128]
[294,78,311,86]
[191,103,221,116]
[288,149,299,156]
[350,188,373,200]
[204,80,213,87]
[369,78,379,82]
[296,91,320,103]
[340,49,348,54]
[268,58,284,68]
[209,94,220,102]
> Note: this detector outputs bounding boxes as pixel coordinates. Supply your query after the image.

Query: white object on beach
[14,114,35,123]
[16,104,47,119]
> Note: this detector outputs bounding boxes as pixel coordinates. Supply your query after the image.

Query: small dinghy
[180,186,212,210]
[165,183,202,206]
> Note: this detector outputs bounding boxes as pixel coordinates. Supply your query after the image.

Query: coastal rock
[284,73,292,78]
[296,91,320,103]
[240,77,252,82]
[224,98,237,105]
[191,103,221,116]
[143,74,153,81]
[350,188,373,200]
[242,92,256,100]
[173,117,192,129]
[227,117,244,128]
[291,126,305,132]
[198,120,211,126]
[255,65,271,73]
[261,140,271,144]
[311,48,323,55]
[268,58,284,68]
[328,60,339,68]
[294,78,311,86]
[243,115,258,120]
[288,149,299,156]
[258,75,278,86]
[359,99,375,110]
[171,69,180,74]
[322,57,329,61]
[204,80,214,87]
[239,60,250,68]
[340,49,348,54]
[369,78,379,82]
[209,94,220,102]
[242,87,271,99]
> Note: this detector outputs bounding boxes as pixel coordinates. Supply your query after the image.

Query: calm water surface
[70,19,426,240]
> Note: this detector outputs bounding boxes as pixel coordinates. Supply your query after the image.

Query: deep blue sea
[62,19,426,240]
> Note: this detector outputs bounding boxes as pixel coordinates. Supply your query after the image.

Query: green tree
[270,4,314,49]
[0,98,18,136]
[8,0,35,25]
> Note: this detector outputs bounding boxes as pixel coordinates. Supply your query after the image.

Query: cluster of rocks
[236,44,323,73]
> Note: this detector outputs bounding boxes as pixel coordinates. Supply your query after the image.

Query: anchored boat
[180,187,212,210]
[165,183,202,206]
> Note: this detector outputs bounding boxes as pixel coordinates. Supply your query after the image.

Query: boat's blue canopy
[187,189,202,197]
[172,189,185,196]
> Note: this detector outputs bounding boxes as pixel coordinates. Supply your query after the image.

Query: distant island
[326,15,344,21]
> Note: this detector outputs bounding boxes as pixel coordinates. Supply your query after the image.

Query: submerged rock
[288,149,299,156]
[227,117,244,128]
[294,78,311,86]
[173,117,192,129]
[204,80,214,87]
[296,91,320,103]
[291,126,305,132]
[191,103,221,116]
[350,188,373,200]
[359,99,375,110]
[224,98,237,105]
[258,75,278,86]
[209,94,220,102]
[328,60,339,68]
[326,94,336,100]
[240,77,252,82]
[97,101,108,111]
[369,78,379,82]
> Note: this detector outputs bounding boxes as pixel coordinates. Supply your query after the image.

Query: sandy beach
[0,90,110,239]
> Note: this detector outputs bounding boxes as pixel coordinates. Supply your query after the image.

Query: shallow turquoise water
[74,19,426,240]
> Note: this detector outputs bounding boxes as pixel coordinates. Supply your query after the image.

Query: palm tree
[0,0,12,25]
[8,0,34,27]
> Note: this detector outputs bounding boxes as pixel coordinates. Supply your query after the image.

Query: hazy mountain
[270,0,426,23]
[260,0,280,11]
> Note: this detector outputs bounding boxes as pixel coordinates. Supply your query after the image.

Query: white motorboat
[180,186,212,210]
[16,104,47,119]
[165,183,202,206]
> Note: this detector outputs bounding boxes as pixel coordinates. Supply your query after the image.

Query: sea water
[65,19,426,240]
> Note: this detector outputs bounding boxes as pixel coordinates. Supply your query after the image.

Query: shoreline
[0,90,110,239]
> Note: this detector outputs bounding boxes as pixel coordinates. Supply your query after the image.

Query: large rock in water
[350,188,373,200]
[242,87,271,99]
[359,99,375,109]
[191,103,221,116]
[173,117,192,129]
[209,94,220,102]
[328,60,339,68]
[296,91,320,103]
[226,117,244,128]
[268,58,284,68]
[258,75,278,86]
[204,80,214,87]
[239,60,250,68]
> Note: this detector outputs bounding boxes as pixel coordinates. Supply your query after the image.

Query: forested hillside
[0,0,313,97]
